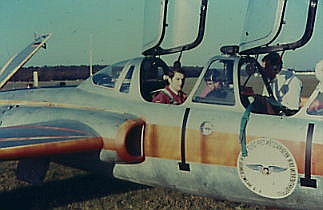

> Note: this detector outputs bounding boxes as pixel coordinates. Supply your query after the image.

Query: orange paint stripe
[186,130,240,166]
[0,136,84,141]
[144,124,181,160]
[0,137,103,160]
[102,137,115,150]
[144,124,323,176]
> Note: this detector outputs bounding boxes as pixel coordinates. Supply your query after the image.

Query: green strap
[239,102,254,157]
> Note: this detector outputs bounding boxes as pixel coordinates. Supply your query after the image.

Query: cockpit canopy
[239,0,318,55]
[142,0,207,56]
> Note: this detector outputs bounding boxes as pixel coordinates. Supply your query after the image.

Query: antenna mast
[89,33,93,76]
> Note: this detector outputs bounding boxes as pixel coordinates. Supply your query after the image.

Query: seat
[140,58,169,101]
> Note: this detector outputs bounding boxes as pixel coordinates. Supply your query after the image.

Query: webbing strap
[239,102,254,157]
[161,88,175,104]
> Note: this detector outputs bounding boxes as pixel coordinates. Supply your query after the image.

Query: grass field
[0,161,282,210]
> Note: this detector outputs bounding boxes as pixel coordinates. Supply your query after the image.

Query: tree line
[13,65,106,81]
[12,65,202,82]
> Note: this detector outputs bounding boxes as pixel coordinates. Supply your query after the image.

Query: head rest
[315,60,323,91]
[315,60,323,81]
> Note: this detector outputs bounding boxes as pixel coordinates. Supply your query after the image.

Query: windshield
[92,60,128,88]
[307,92,323,115]
[193,59,235,106]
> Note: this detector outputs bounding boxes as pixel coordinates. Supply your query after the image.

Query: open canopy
[142,0,208,56]
[0,33,51,89]
[239,0,318,55]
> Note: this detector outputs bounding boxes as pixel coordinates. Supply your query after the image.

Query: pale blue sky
[1,0,323,70]
[0,0,146,67]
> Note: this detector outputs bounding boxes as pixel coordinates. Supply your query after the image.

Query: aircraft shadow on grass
[0,174,149,210]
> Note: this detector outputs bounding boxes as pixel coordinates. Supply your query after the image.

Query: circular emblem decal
[237,138,298,199]
[200,121,214,136]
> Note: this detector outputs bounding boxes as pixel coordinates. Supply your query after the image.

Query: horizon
[20,63,315,72]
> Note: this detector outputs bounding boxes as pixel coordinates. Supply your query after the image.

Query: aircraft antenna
[89,34,93,76]
[177,49,183,63]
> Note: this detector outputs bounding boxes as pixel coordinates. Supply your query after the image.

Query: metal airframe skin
[0,53,322,209]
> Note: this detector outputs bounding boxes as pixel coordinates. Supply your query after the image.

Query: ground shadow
[0,174,149,210]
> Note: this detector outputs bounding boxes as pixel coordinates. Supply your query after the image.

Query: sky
[0,0,146,67]
[0,0,323,70]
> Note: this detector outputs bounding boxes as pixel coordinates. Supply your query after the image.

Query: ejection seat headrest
[315,60,323,91]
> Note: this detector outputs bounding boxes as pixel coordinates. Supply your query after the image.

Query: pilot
[152,61,186,105]
[261,52,302,111]
[200,70,226,98]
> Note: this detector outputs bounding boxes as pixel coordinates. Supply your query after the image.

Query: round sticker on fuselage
[237,138,298,199]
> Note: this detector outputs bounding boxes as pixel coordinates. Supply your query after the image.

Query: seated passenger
[261,52,302,110]
[152,61,186,105]
[252,52,302,115]
[307,60,323,115]
[200,70,226,98]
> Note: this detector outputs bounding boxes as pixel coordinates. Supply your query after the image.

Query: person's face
[206,80,222,90]
[169,72,185,92]
[263,61,279,80]
[206,80,215,90]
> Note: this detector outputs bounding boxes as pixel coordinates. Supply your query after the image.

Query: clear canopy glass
[142,0,201,54]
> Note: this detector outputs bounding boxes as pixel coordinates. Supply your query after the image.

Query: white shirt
[263,69,302,110]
